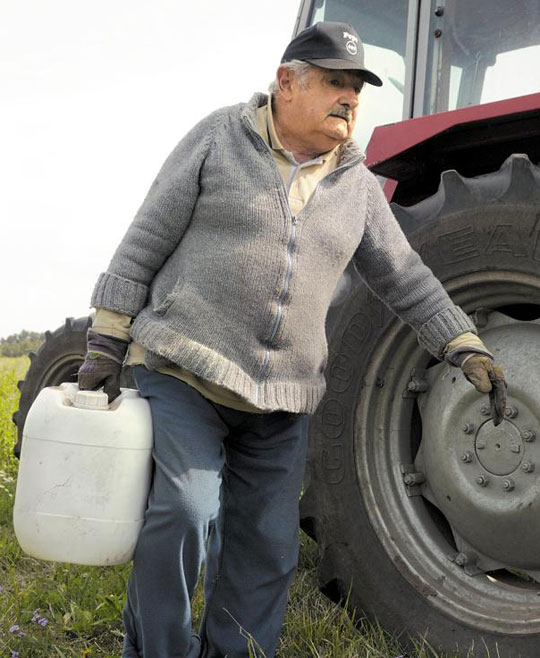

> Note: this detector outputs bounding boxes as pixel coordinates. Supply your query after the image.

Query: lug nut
[480,404,491,416]
[522,430,536,442]
[462,423,475,434]
[461,451,473,463]
[408,379,428,393]
[503,478,515,492]
[472,307,490,328]
[455,552,468,566]
[476,475,489,487]
[522,461,535,473]
[505,406,518,418]
[403,472,426,486]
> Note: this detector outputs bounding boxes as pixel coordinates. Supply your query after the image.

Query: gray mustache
[328,108,352,123]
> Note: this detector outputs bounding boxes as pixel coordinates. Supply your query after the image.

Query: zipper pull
[292,215,298,225]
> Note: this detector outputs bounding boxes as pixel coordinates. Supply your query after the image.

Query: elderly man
[79,21,505,658]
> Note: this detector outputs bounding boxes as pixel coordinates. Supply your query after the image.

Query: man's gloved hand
[460,354,507,426]
[444,331,507,426]
[78,329,129,403]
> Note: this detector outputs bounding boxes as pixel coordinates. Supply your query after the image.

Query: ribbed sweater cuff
[417,306,476,358]
[91,272,148,318]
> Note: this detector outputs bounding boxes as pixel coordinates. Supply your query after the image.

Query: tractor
[13,0,540,655]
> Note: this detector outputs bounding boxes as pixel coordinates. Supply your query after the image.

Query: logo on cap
[343,31,358,56]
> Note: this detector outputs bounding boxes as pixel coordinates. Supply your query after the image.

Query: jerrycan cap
[72,389,110,411]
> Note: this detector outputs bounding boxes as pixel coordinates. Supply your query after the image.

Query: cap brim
[304,58,383,87]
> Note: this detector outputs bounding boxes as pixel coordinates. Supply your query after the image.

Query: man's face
[281,66,363,154]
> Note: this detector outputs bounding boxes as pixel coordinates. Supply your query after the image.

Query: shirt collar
[266,93,283,151]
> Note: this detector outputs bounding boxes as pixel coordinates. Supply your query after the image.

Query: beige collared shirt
[255,94,340,215]
[93,96,340,412]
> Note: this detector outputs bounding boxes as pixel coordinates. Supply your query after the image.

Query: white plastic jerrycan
[13,383,153,566]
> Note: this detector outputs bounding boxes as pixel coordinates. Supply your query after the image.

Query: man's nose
[340,87,359,109]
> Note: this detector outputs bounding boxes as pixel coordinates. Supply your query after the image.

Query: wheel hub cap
[475,420,523,475]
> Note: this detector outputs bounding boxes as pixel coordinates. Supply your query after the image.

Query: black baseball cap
[281,21,383,87]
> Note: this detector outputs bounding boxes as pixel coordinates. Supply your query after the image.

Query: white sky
[0,0,300,338]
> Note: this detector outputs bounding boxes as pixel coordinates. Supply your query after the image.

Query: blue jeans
[122,366,308,658]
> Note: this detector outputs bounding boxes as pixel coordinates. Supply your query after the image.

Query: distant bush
[0,330,44,358]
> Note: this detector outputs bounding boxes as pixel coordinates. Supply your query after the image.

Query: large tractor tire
[300,154,540,657]
[12,316,134,457]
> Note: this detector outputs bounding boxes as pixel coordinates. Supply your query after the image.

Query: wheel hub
[475,419,523,475]
[417,311,540,571]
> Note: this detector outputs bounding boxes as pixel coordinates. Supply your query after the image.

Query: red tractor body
[366,91,540,203]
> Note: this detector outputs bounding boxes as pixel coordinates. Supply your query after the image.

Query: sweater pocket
[152,278,184,317]
[152,296,173,317]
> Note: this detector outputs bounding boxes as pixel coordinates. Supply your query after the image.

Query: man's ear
[276,66,294,101]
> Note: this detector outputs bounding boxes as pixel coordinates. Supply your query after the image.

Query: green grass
[0,356,443,657]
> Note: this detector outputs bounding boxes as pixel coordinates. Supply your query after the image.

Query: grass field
[0,356,443,658]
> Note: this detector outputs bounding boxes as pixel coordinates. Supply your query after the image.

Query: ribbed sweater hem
[131,316,326,414]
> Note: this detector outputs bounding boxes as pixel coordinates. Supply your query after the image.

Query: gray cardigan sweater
[91,93,475,414]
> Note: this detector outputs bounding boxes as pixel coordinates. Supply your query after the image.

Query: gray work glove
[460,355,507,426]
[78,329,129,403]
[444,332,507,426]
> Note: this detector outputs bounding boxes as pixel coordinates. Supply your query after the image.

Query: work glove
[78,329,129,403]
[460,354,507,426]
[444,332,507,426]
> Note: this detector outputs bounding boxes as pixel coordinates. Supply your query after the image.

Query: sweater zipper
[261,214,298,379]
[256,157,362,384]
[258,157,359,383]
[248,122,363,384]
